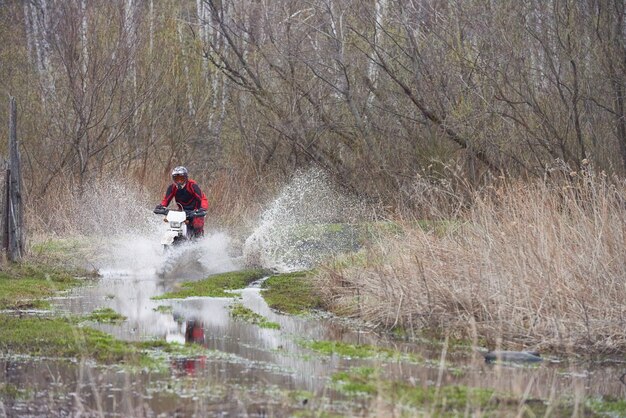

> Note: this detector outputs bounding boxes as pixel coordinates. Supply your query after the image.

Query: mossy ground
[0,383,28,400]
[153,305,173,313]
[0,315,136,363]
[229,302,280,329]
[86,307,127,323]
[302,339,421,363]
[305,340,392,359]
[261,271,323,314]
[153,269,268,299]
[0,261,94,309]
[0,313,220,369]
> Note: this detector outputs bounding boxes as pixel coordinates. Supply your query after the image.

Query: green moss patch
[332,367,378,394]
[86,307,126,323]
[229,302,280,329]
[0,314,220,368]
[0,262,89,310]
[306,340,386,358]
[302,340,420,362]
[0,315,136,363]
[153,269,268,299]
[261,271,323,314]
[153,305,173,314]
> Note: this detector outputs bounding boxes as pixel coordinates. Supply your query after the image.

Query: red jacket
[160,179,209,212]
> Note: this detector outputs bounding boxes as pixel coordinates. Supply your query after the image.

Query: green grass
[392,383,496,412]
[0,314,224,369]
[153,269,268,299]
[0,262,90,309]
[229,302,280,329]
[261,271,323,314]
[85,307,126,323]
[0,315,137,363]
[305,340,388,358]
[301,339,421,363]
[331,367,379,394]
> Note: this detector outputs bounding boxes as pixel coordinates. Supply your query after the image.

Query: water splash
[71,180,159,237]
[156,232,240,280]
[67,180,239,278]
[95,232,240,279]
[243,168,365,272]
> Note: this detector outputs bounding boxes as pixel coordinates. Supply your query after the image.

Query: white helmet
[171,166,188,189]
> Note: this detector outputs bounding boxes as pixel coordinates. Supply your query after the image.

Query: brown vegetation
[317,167,626,355]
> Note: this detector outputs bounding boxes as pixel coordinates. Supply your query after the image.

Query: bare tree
[4,0,626,222]
[26,0,150,196]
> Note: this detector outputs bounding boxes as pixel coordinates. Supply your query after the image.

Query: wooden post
[5,97,24,261]
[1,158,7,260]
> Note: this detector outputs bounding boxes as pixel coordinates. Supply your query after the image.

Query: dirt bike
[154,204,207,249]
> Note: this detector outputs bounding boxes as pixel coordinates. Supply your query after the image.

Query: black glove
[153,205,167,215]
[185,209,207,219]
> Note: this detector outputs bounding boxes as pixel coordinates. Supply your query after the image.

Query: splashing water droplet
[243,168,366,272]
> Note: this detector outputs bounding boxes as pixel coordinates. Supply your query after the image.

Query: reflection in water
[170,319,207,376]
[2,242,625,416]
[185,319,206,345]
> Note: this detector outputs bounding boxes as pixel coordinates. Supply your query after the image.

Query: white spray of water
[71,180,239,277]
[96,232,239,278]
[243,167,366,272]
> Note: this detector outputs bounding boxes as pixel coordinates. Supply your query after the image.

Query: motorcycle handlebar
[153,207,168,215]
[185,209,207,219]
[154,206,206,218]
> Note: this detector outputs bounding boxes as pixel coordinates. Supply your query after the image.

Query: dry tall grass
[317,168,626,355]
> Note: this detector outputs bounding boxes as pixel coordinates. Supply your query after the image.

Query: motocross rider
[154,166,209,238]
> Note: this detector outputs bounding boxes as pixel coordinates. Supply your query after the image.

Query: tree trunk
[6,97,24,262]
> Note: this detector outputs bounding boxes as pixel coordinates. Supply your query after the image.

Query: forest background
[1,0,624,225]
[1,0,626,352]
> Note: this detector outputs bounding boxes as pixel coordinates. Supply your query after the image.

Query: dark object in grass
[483,351,542,363]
